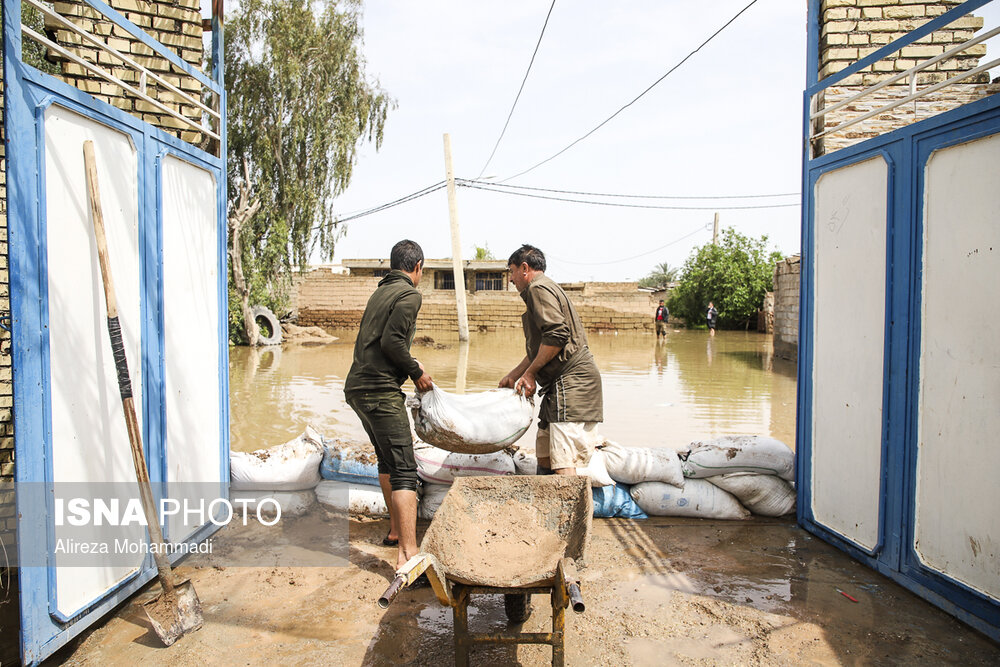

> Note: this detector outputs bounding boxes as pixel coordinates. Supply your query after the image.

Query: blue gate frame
[3,1,229,663]
[798,0,1000,641]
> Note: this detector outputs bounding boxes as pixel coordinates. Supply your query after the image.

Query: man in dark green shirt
[345,240,433,569]
[500,244,604,476]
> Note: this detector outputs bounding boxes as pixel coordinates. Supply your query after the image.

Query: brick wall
[773,256,800,361]
[818,0,996,154]
[294,270,660,333]
[44,0,209,145]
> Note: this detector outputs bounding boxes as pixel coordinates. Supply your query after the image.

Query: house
[342,259,512,293]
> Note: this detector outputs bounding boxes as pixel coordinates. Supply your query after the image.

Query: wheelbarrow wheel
[503,593,532,624]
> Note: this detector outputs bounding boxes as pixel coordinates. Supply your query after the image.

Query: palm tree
[640,262,680,288]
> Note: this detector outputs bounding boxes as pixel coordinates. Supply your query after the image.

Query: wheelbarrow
[378,475,592,666]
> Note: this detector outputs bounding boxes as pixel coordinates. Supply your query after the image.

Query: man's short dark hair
[507,244,546,272]
[659,300,665,304]
[390,239,424,271]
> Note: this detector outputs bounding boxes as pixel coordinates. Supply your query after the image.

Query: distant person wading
[655,299,669,338]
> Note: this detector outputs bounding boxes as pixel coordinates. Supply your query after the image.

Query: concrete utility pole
[712,211,720,244]
[443,133,470,341]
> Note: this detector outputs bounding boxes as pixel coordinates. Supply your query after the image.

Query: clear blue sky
[313,0,998,282]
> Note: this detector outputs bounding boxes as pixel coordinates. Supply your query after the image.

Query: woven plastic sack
[630,480,750,520]
[414,442,516,485]
[592,484,648,519]
[707,473,796,517]
[681,436,795,481]
[230,426,324,491]
[601,442,685,487]
[408,386,533,453]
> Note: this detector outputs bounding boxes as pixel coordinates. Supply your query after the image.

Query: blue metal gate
[799,0,999,641]
[3,0,229,662]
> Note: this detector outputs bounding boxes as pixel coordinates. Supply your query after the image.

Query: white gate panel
[161,156,222,542]
[916,132,1000,602]
[43,106,146,617]
[811,156,888,553]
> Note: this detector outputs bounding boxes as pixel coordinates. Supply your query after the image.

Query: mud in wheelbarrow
[378,475,592,666]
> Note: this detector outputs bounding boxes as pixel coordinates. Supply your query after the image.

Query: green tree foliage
[472,244,496,260]
[669,228,784,330]
[638,261,680,289]
[226,0,392,343]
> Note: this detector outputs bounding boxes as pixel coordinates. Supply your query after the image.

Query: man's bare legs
[391,489,418,570]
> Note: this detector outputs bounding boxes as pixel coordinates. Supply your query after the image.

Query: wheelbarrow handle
[377,553,434,608]
[378,575,406,609]
[559,557,586,613]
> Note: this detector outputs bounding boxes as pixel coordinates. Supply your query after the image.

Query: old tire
[504,593,531,624]
[252,305,282,345]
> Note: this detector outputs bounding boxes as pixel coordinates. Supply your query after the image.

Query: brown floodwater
[229,328,797,454]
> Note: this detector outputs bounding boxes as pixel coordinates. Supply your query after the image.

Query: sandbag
[315,480,388,516]
[630,480,750,520]
[707,473,796,517]
[592,484,648,519]
[418,483,451,521]
[513,448,537,475]
[601,442,685,487]
[230,426,324,491]
[681,436,795,481]
[321,440,380,487]
[408,386,534,454]
[230,489,317,519]
[414,442,515,485]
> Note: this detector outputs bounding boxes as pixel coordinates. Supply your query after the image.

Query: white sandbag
[315,480,388,517]
[408,386,534,454]
[414,442,515,485]
[681,436,795,481]
[601,442,685,487]
[230,426,324,491]
[578,450,615,487]
[230,489,317,519]
[418,483,451,521]
[630,480,750,520]
[707,473,796,517]
[513,448,537,475]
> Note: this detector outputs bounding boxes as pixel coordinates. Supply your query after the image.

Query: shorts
[346,390,418,491]
[536,422,601,470]
[655,321,668,335]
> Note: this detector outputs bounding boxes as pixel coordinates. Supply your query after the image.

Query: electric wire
[476,0,557,179]
[547,224,711,266]
[499,0,761,183]
[459,180,798,211]
[458,178,798,200]
[314,181,447,230]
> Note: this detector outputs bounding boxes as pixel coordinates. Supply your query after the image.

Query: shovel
[83,141,203,646]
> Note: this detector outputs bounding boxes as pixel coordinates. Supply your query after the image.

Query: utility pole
[712,211,720,244]
[443,133,470,341]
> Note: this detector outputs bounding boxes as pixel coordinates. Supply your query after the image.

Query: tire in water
[252,305,282,345]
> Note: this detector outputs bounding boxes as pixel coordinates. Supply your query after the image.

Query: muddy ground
[51,514,999,666]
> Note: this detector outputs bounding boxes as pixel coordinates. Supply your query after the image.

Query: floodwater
[229,329,797,453]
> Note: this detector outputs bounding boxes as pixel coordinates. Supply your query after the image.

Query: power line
[315,181,446,230]
[500,0,761,183]
[547,223,711,266]
[458,180,799,211]
[458,178,797,200]
[476,0,558,179]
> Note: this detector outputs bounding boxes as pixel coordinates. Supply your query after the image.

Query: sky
[297,0,999,283]
[320,0,808,282]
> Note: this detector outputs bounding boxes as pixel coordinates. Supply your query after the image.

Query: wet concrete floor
[54,516,1000,666]
[229,329,797,453]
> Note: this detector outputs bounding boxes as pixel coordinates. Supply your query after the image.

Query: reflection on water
[229,330,797,453]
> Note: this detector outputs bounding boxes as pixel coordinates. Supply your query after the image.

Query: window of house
[434,270,455,290]
[475,272,504,291]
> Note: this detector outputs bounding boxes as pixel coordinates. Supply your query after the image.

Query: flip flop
[382,533,399,547]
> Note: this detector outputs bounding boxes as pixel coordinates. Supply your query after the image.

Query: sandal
[382,533,399,547]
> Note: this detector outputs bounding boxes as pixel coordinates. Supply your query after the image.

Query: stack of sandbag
[628,436,796,519]
[315,479,388,516]
[510,446,617,487]
[592,484,648,519]
[408,386,534,453]
[316,439,388,516]
[229,426,324,517]
[414,441,515,520]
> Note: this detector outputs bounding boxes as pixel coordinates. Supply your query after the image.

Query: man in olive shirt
[499,244,604,475]
[345,240,433,569]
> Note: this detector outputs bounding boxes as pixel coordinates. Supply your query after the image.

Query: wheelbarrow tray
[420,475,593,588]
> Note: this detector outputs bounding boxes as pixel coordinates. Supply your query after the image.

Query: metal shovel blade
[141,579,203,646]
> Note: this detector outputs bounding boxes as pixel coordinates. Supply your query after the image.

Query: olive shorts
[346,390,418,492]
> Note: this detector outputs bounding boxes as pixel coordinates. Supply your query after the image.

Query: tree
[669,228,784,329]
[472,244,496,261]
[226,0,392,344]
[638,261,680,289]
